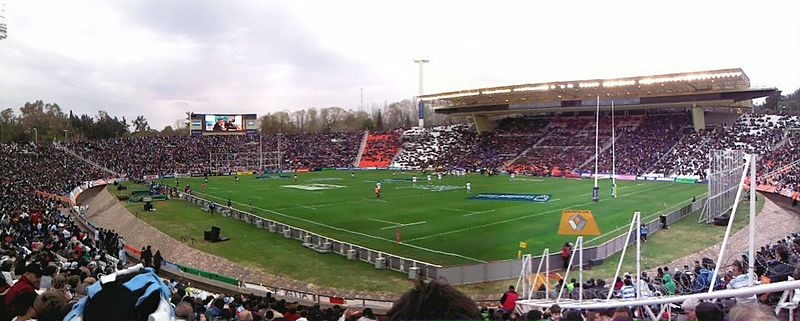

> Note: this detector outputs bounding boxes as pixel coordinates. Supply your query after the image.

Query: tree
[375,109,384,131]
[133,115,150,133]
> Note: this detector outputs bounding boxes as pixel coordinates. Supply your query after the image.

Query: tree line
[0,99,466,143]
[257,99,466,134]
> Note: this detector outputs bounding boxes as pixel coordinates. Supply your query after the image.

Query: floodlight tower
[414,59,428,128]
[0,1,7,40]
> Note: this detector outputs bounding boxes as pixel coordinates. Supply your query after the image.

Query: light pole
[413,59,428,128]
[31,127,38,143]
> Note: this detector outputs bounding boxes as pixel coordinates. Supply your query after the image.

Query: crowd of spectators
[0,143,126,321]
[589,113,691,175]
[759,137,800,196]
[510,117,609,175]
[68,132,362,178]
[656,114,795,177]
[359,131,402,168]
[391,124,476,170]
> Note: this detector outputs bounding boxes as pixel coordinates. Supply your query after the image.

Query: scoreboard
[189,113,258,137]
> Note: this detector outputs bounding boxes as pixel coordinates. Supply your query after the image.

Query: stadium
[1,2,800,321]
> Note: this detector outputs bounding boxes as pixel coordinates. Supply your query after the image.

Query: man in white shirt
[727,260,756,304]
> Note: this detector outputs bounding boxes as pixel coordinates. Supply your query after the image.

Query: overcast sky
[1,0,798,128]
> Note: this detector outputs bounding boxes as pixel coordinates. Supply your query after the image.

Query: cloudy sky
[0,0,798,128]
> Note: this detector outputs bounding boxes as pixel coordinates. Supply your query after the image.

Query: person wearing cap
[4,263,43,314]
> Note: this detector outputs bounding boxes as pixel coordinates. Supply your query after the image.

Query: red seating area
[358,131,402,168]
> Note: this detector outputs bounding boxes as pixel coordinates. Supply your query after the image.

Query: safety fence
[179,192,442,279]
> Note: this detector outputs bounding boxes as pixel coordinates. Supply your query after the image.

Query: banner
[36,191,75,206]
[142,175,159,181]
[558,210,601,236]
[237,171,254,176]
[675,177,697,184]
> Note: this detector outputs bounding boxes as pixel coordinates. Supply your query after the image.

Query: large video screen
[204,115,245,132]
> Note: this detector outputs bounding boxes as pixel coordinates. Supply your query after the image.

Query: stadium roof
[421,68,776,115]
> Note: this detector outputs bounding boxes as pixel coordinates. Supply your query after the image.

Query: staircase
[353,130,369,167]
[53,142,123,177]
[577,133,619,170]
[503,133,552,170]
[644,132,686,174]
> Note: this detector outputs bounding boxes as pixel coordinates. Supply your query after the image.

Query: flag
[519,241,528,249]
[395,225,401,243]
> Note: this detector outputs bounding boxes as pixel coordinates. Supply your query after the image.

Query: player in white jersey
[412,176,417,184]
[427,175,432,183]
[466,182,472,193]
[437,173,442,180]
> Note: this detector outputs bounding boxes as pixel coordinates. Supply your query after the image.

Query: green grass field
[153,171,706,266]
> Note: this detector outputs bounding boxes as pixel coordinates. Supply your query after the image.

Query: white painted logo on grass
[397,185,461,192]
[282,183,346,191]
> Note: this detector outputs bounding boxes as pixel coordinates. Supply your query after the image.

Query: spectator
[153,250,163,275]
[174,301,194,321]
[662,273,676,295]
[48,275,73,302]
[640,225,649,242]
[386,279,481,320]
[142,245,153,268]
[726,260,756,304]
[727,303,778,321]
[19,291,67,321]
[562,310,582,321]
[4,263,43,315]
[547,304,561,321]
[681,297,700,321]
[525,309,543,321]
[694,302,723,321]
[500,285,519,312]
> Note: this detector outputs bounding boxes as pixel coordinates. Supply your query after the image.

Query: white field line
[578,182,647,197]
[195,192,486,263]
[403,182,672,243]
[462,209,496,217]
[369,218,402,225]
[380,221,427,229]
[274,192,436,211]
[297,204,317,210]
[442,208,472,213]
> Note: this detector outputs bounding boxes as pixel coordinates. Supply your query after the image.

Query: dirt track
[659,195,800,273]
